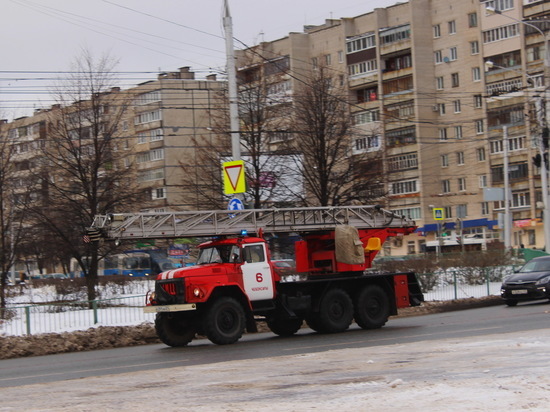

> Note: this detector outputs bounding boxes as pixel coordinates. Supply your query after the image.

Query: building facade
[236,0,550,255]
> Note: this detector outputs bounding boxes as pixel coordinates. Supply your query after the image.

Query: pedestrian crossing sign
[433,208,445,220]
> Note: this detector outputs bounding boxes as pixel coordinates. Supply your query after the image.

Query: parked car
[500,256,550,306]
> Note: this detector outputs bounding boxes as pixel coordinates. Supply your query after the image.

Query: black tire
[203,297,246,345]
[267,315,303,337]
[354,284,390,329]
[314,288,354,333]
[155,313,197,347]
[505,299,518,307]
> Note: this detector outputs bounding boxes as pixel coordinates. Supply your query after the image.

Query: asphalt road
[0,300,548,388]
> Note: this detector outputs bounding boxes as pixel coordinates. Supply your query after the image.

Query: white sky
[1,0,403,120]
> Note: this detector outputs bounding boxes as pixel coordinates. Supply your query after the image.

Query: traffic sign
[433,208,445,220]
[228,198,244,211]
[223,160,246,194]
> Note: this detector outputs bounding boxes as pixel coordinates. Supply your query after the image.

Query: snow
[1,279,505,336]
[1,328,550,411]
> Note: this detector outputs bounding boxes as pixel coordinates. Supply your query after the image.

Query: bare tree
[287,66,384,206]
[180,68,295,210]
[0,128,31,309]
[29,50,141,302]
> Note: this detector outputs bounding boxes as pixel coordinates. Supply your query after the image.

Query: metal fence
[0,295,155,336]
[0,268,511,336]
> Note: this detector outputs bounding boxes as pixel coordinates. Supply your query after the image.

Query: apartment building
[236,0,550,255]
[130,67,224,211]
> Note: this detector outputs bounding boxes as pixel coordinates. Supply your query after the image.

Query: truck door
[241,243,275,301]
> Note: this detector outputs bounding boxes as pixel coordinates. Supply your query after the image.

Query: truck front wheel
[309,288,353,333]
[203,297,246,345]
[155,313,197,347]
[354,285,390,329]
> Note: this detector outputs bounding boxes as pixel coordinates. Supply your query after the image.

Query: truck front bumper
[143,303,197,313]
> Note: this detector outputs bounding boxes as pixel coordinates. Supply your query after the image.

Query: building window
[439,128,448,141]
[388,153,419,171]
[448,20,456,35]
[458,177,467,191]
[456,204,467,218]
[386,127,416,146]
[135,90,161,106]
[354,135,380,152]
[468,13,478,28]
[454,100,461,113]
[394,207,422,220]
[479,175,488,188]
[477,147,486,161]
[484,0,514,12]
[436,76,444,90]
[348,60,378,76]
[438,103,446,115]
[391,179,418,195]
[474,94,483,108]
[353,110,380,124]
[472,67,481,81]
[435,50,443,64]
[407,241,416,255]
[476,120,484,134]
[134,110,161,125]
[338,50,344,63]
[451,73,459,87]
[152,187,167,200]
[384,54,412,71]
[455,125,463,139]
[383,76,414,95]
[444,206,453,219]
[346,34,376,53]
[137,168,164,182]
[449,47,458,61]
[380,24,411,45]
[325,54,332,66]
[483,24,519,44]
[433,24,441,38]
[470,41,479,55]
[356,87,378,103]
[441,154,449,167]
[481,201,489,215]
[457,151,465,165]
[442,180,451,193]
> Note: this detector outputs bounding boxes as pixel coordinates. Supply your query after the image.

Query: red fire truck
[90,205,423,346]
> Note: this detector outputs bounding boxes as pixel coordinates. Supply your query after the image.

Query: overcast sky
[1,0,403,120]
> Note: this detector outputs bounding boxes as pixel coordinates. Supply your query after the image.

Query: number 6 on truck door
[241,243,275,301]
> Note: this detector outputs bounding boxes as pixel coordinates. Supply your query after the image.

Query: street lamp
[486,6,550,252]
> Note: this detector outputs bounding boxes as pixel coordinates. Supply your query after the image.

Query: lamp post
[486,6,550,251]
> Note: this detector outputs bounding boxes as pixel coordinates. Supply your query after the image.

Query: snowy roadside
[0,296,503,360]
[1,327,549,411]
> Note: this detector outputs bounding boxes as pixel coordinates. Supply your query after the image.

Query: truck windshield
[197,245,241,264]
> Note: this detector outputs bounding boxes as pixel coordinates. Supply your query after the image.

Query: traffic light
[543,127,549,149]
[533,153,542,168]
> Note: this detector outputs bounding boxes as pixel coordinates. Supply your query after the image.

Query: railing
[0,295,154,336]
[0,268,512,336]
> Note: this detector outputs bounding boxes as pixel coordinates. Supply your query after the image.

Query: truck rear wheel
[155,313,197,347]
[354,284,390,329]
[309,288,353,333]
[203,297,246,345]
[267,315,303,337]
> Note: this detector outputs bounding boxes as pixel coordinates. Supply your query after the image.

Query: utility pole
[223,0,241,162]
[503,125,512,249]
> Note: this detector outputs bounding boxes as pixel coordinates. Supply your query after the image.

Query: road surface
[0,302,549,411]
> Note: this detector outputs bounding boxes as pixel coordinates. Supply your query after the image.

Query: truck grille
[155,279,185,304]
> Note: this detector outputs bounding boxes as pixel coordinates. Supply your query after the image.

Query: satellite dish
[443,56,450,63]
